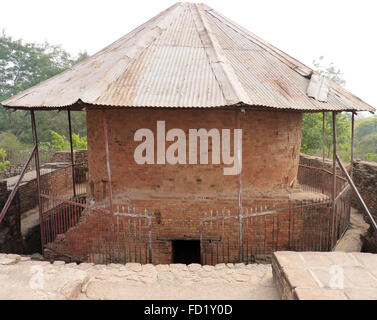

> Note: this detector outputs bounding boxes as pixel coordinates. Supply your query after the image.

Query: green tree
[0,147,10,172]
[0,31,88,145]
[49,131,87,151]
[349,115,377,162]
[301,57,351,161]
[0,131,23,162]
[355,115,377,141]
[312,56,346,86]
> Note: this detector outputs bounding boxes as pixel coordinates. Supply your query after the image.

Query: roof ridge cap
[206,8,313,78]
[195,3,252,105]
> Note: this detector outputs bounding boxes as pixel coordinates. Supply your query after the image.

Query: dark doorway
[172,240,201,264]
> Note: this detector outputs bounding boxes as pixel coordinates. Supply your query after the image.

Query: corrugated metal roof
[1,2,375,113]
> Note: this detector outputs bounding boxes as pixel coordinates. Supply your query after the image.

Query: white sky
[1,0,376,114]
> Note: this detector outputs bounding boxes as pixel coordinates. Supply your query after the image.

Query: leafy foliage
[365,153,377,162]
[312,56,346,87]
[0,147,10,172]
[0,131,23,162]
[49,131,87,151]
[302,57,376,163]
[0,32,88,164]
[0,31,88,145]
[301,112,351,160]
[301,57,352,160]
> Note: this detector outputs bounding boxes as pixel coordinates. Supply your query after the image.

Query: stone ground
[273,251,377,300]
[0,254,279,300]
[334,208,369,252]
[0,208,372,300]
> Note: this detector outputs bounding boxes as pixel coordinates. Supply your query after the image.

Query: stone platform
[0,254,278,300]
[272,251,377,300]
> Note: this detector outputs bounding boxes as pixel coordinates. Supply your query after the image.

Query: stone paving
[4,250,377,300]
[0,253,279,300]
[272,251,377,300]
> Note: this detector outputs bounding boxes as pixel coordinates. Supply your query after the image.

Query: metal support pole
[31,111,45,250]
[68,109,76,197]
[236,109,243,262]
[102,111,113,214]
[350,112,355,179]
[322,112,325,167]
[331,112,337,247]
[336,153,377,232]
[148,216,152,263]
[322,112,325,194]
[0,146,36,223]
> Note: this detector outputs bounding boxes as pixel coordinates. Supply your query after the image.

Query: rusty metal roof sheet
[2,2,375,113]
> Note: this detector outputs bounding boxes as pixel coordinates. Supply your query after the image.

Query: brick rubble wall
[50,150,87,164]
[0,180,23,253]
[351,161,377,252]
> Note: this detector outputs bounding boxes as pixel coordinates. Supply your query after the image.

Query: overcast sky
[1,0,376,114]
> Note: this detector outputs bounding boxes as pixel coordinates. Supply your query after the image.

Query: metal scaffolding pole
[331,112,337,247]
[68,109,76,197]
[31,111,45,250]
[102,111,113,214]
[322,112,325,194]
[350,112,355,179]
[322,112,325,168]
[236,109,243,262]
[336,153,377,232]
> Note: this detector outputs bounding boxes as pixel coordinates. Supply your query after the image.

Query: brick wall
[299,153,376,219]
[46,108,309,264]
[351,161,377,218]
[0,180,23,253]
[0,163,33,179]
[300,154,377,253]
[87,109,302,203]
[89,108,303,264]
[50,150,87,164]
[351,161,377,252]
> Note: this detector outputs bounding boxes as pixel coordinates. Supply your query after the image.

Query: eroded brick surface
[50,109,306,263]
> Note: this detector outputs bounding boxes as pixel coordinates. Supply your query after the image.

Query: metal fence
[39,163,152,264]
[38,160,351,265]
[200,165,352,264]
[40,162,88,199]
[298,164,348,197]
[40,196,153,264]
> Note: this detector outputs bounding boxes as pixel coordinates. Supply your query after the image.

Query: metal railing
[297,164,348,197]
[38,162,152,264]
[200,164,353,264]
[41,199,153,264]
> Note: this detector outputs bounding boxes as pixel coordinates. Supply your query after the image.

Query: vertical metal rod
[331,112,337,247]
[31,111,45,250]
[322,112,326,194]
[68,109,76,197]
[322,112,325,167]
[148,216,152,263]
[102,111,113,214]
[235,109,243,262]
[350,112,355,179]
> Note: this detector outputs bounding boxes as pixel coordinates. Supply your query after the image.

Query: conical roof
[2,2,374,113]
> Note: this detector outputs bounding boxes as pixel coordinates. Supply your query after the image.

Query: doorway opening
[172,240,201,264]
